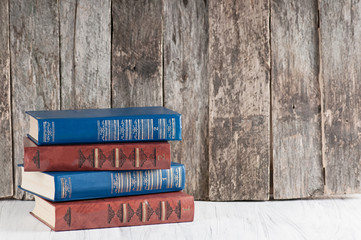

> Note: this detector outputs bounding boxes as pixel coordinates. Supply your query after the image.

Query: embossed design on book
[107,204,115,223]
[32,150,40,169]
[174,200,181,219]
[116,203,134,223]
[136,202,154,222]
[78,148,157,169]
[129,148,156,168]
[155,201,175,221]
[63,207,71,226]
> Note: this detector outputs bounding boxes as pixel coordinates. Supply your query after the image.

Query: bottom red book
[31,191,194,231]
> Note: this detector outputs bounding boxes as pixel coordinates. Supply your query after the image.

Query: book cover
[26,106,182,145]
[20,162,185,202]
[31,192,194,231]
[23,137,171,171]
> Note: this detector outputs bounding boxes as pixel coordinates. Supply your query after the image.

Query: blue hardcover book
[19,162,185,202]
[26,106,182,145]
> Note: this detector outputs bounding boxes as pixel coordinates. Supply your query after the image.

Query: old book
[23,137,171,171]
[26,106,182,145]
[31,191,194,231]
[19,162,185,202]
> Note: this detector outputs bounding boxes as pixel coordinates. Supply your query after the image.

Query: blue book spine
[34,115,181,145]
[52,163,185,202]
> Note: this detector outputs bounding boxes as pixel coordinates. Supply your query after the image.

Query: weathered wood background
[0,0,360,201]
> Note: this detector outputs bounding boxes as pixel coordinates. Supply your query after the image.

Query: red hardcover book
[31,192,194,231]
[23,137,171,171]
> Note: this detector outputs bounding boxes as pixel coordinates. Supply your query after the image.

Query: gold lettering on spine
[117,173,121,193]
[94,148,99,168]
[151,119,153,139]
[159,170,162,189]
[128,172,131,192]
[128,172,130,192]
[150,170,154,190]
[135,148,140,167]
[170,168,174,188]
[61,178,65,198]
[115,148,119,168]
[178,167,182,188]
[123,204,127,223]
[167,170,170,188]
[139,171,143,191]
[111,173,114,194]
[136,171,140,191]
[156,170,159,190]
[147,171,150,190]
[138,120,140,140]
[129,120,132,140]
[147,120,149,139]
[161,201,166,221]
[142,202,146,222]
[125,173,128,192]
[121,173,124,193]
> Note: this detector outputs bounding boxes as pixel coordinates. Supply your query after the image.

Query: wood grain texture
[60,0,111,110]
[208,0,270,200]
[10,0,60,199]
[163,0,209,200]
[111,0,163,108]
[0,0,13,198]
[320,1,361,194]
[271,0,324,199]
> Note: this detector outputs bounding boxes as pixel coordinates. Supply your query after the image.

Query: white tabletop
[1,195,361,240]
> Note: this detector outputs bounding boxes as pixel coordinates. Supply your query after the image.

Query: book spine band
[51,193,194,231]
[23,141,171,171]
[54,164,185,202]
[36,114,181,145]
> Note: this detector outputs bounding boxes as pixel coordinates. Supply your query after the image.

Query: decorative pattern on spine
[63,208,71,226]
[23,137,170,171]
[40,192,194,231]
[32,150,40,169]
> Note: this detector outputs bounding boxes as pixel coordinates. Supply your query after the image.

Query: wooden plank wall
[208,0,270,200]
[0,0,12,198]
[10,0,60,199]
[163,0,209,200]
[60,0,111,110]
[1,0,361,200]
[320,1,361,195]
[271,0,324,199]
[111,0,163,108]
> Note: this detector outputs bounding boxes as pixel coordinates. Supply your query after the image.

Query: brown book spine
[36,192,194,231]
[23,137,171,171]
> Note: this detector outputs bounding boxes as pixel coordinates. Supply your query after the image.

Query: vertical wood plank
[320,1,361,194]
[271,0,324,199]
[0,0,13,198]
[60,0,111,109]
[208,0,270,200]
[111,0,163,108]
[10,0,60,199]
[163,0,209,200]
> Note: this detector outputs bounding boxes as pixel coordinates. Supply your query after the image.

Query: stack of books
[19,106,194,231]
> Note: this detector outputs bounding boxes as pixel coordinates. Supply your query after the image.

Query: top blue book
[26,107,182,145]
